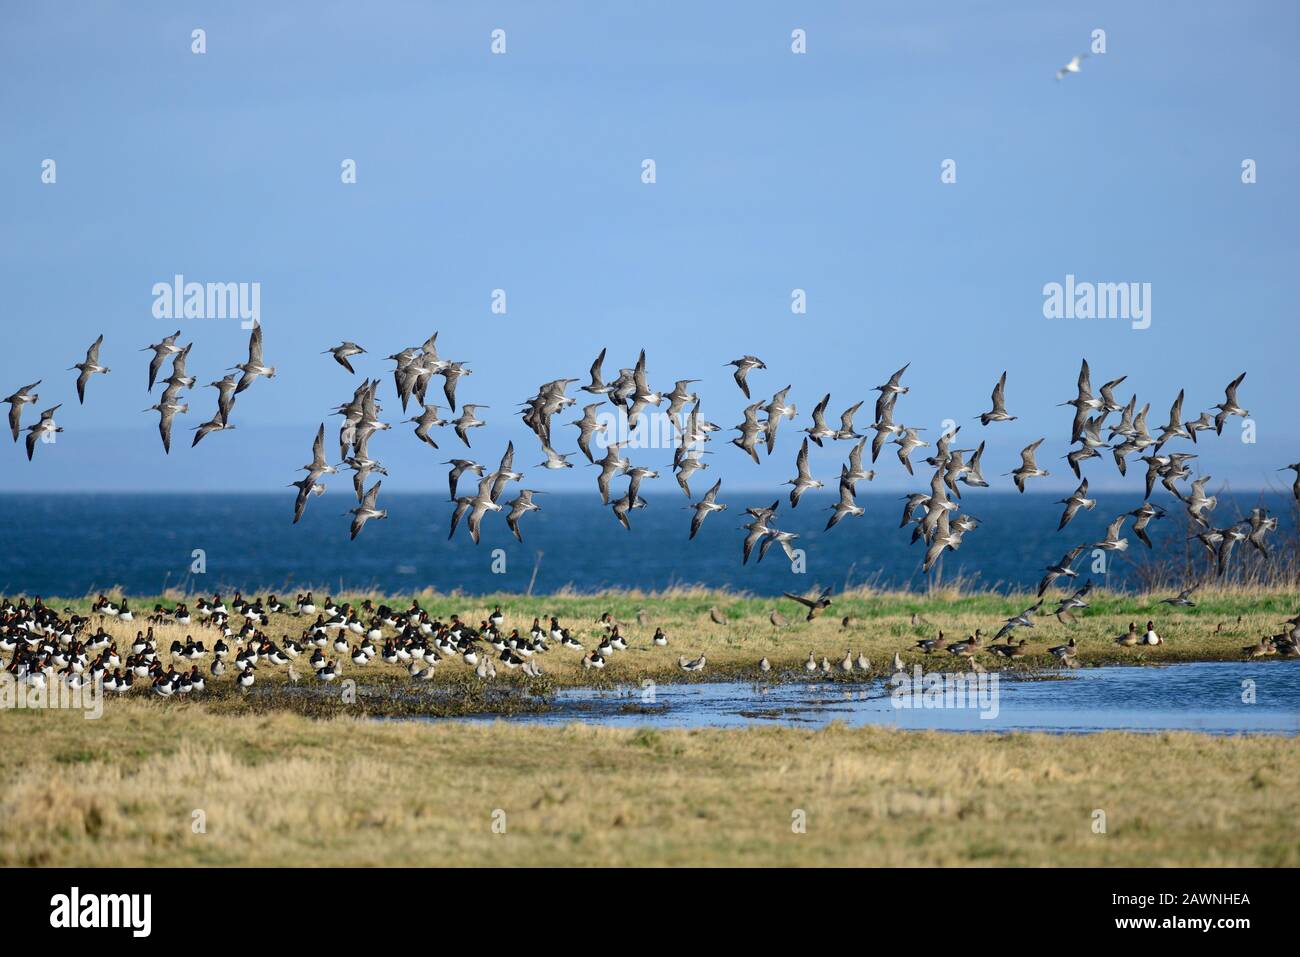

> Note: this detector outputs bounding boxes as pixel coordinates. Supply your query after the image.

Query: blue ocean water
[0,491,1292,597]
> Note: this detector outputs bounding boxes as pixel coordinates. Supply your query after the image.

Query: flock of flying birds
[3,326,273,458]
[4,331,1299,591]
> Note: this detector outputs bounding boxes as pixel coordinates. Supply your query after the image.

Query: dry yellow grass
[2,700,1296,866]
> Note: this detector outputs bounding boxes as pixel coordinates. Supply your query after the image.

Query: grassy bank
[1,699,1295,866]
[15,586,1300,717]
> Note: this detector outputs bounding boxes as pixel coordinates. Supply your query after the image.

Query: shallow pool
[462,661,1300,734]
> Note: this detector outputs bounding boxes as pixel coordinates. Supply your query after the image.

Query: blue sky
[1,1,1296,495]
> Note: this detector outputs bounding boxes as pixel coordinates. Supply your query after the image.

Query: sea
[0,490,1292,598]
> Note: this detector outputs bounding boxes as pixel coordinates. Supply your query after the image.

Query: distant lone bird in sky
[1056,53,1087,80]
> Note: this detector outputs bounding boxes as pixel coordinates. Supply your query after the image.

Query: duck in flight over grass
[782,586,832,622]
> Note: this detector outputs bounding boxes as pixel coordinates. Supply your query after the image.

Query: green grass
[48,582,1300,621]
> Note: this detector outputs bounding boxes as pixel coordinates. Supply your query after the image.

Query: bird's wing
[701,479,721,505]
[158,409,175,454]
[248,324,264,365]
[1169,389,1184,425]
[147,350,165,389]
[1077,359,1092,396]
[992,371,1006,408]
